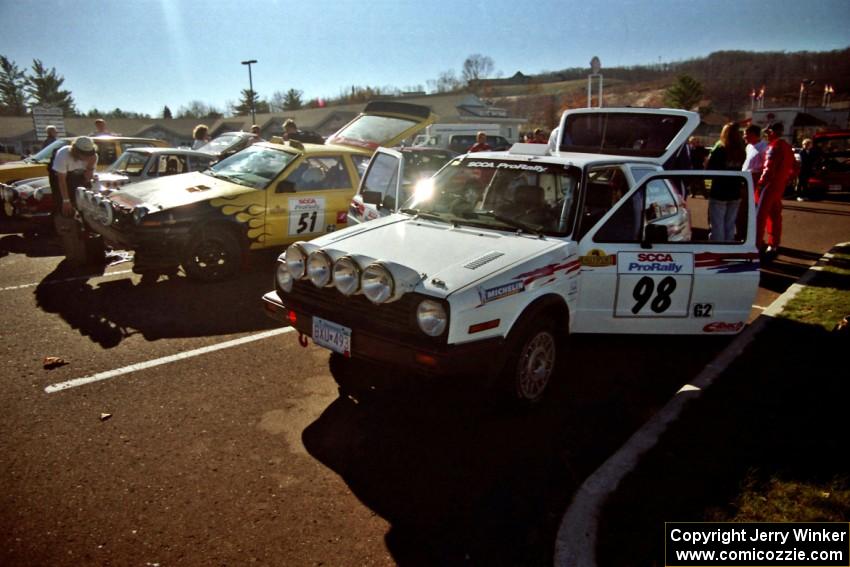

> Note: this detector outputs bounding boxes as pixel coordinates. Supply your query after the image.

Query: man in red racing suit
[755,121,796,259]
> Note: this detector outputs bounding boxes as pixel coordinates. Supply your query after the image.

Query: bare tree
[428,70,463,93]
[462,54,494,85]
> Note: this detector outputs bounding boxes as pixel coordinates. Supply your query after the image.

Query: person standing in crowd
[742,124,767,183]
[50,136,97,220]
[705,123,746,241]
[90,118,112,136]
[530,128,548,144]
[467,131,492,153]
[795,138,819,201]
[192,124,210,149]
[250,124,265,144]
[755,122,796,260]
[40,125,58,149]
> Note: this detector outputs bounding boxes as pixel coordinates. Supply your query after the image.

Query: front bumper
[262,290,506,377]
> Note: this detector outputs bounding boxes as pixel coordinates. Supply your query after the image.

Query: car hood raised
[311,214,565,297]
[106,171,251,212]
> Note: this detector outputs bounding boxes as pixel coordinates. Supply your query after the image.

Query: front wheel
[498,316,563,406]
[182,227,242,282]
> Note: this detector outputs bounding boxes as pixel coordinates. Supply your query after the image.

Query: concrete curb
[553,242,848,566]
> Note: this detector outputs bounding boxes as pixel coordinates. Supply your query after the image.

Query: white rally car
[263,108,760,404]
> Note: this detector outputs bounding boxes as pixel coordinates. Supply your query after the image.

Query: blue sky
[1,0,848,117]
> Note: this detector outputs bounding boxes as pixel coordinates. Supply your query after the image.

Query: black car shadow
[34,250,280,348]
[302,333,734,566]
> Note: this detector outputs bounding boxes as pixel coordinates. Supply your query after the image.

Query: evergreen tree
[25,59,76,114]
[162,105,173,119]
[0,55,28,116]
[283,88,303,110]
[664,75,703,110]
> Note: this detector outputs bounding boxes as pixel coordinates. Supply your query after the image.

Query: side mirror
[383,194,396,211]
[275,180,295,193]
[642,223,668,248]
[361,190,383,206]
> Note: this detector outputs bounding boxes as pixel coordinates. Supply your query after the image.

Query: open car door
[348,147,403,225]
[574,171,759,335]
[326,101,436,152]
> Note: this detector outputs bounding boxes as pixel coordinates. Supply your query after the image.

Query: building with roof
[0,93,527,158]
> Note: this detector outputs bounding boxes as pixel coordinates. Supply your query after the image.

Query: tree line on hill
[1,49,847,121]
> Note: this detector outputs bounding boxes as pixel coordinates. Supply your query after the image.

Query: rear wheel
[182,227,242,282]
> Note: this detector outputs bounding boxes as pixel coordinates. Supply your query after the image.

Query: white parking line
[1,269,133,292]
[45,326,295,393]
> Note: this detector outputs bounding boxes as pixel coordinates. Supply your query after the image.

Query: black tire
[498,314,563,406]
[182,227,242,282]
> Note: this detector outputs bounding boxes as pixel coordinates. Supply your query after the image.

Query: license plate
[312,316,352,356]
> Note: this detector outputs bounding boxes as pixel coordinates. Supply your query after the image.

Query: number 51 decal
[288,197,326,236]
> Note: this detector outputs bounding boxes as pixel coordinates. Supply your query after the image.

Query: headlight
[332,256,361,296]
[33,187,48,201]
[4,187,17,201]
[276,260,294,293]
[416,299,447,337]
[306,250,333,287]
[285,243,308,279]
[361,263,394,304]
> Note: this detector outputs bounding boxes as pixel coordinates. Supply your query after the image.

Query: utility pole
[241,59,258,125]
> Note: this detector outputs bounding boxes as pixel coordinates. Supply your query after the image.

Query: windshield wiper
[474,210,543,236]
[400,208,444,222]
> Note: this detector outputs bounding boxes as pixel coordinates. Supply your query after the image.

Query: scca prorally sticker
[465,161,548,173]
[478,281,525,305]
[288,197,326,236]
[617,252,694,275]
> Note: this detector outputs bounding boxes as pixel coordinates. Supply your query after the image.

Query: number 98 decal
[615,274,692,317]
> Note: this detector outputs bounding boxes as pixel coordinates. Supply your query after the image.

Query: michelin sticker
[614,252,693,318]
[478,281,524,305]
[288,197,326,236]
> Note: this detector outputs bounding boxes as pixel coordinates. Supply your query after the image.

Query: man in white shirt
[50,136,98,219]
[742,124,767,183]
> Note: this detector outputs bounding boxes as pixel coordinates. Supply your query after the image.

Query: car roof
[456,147,646,169]
[258,140,372,156]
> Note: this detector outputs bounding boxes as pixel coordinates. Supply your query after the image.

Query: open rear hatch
[556,107,700,165]
[326,101,436,151]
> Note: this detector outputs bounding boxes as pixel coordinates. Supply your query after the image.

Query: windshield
[405,158,580,236]
[198,133,245,155]
[107,151,149,176]
[561,113,688,157]
[205,145,296,189]
[31,139,69,163]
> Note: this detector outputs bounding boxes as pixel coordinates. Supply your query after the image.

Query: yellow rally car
[0,136,169,184]
[76,102,434,281]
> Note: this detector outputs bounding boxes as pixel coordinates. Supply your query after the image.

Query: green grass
[596,245,850,565]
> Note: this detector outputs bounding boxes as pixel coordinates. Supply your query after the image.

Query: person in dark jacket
[795,138,819,201]
[705,122,746,241]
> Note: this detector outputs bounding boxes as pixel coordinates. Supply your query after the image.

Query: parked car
[0,136,168,223]
[0,136,168,185]
[263,107,760,405]
[76,101,435,281]
[1,147,218,227]
[348,146,457,225]
[195,132,256,160]
[807,130,850,198]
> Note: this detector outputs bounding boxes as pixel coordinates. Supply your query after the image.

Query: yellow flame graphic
[210,194,266,248]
